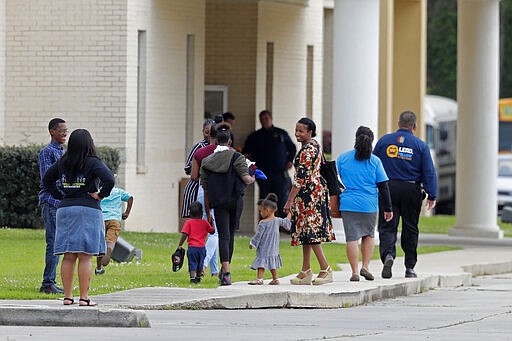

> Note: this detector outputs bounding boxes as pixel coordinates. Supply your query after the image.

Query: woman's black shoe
[219,272,231,286]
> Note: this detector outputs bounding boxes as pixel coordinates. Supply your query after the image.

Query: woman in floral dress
[284,117,335,285]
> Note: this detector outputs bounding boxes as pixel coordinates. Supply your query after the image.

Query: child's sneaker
[95,267,105,275]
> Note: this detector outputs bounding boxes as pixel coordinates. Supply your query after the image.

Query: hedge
[0,144,120,229]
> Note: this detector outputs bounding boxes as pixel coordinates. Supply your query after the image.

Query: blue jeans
[197,186,219,275]
[187,246,207,273]
[204,232,219,275]
[41,204,60,286]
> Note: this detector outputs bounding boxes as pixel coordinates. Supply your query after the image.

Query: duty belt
[392,179,422,185]
[404,180,422,185]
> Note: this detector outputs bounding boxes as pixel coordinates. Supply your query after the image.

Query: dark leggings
[214,198,243,263]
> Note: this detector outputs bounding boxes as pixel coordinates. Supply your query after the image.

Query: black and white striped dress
[181,139,209,217]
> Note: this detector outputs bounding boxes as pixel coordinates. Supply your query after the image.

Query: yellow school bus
[499,98,512,153]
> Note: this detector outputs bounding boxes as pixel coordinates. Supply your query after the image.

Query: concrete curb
[0,306,150,328]
[461,260,512,276]
[110,272,472,310]
[418,234,512,247]
[1,247,510,327]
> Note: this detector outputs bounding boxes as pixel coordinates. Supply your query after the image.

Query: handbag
[320,154,345,218]
[320,154,346,196]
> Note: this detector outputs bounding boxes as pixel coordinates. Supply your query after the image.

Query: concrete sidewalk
[1,235,511,328]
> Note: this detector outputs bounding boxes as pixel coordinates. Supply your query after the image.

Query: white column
[0,0,4,145]
[449,0,503,238]
[331,0,380,158]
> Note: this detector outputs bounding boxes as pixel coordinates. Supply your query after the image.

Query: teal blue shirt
[100,187,132,221]
[336,150,388,213]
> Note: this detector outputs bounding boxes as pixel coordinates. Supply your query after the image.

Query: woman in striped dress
[181,119,215,217]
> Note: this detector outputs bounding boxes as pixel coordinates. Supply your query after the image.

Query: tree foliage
[427,0,512,98]
[501,0,512,98]
[427,0,457,99]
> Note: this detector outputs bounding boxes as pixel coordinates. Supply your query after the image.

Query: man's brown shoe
[360,268,374,281]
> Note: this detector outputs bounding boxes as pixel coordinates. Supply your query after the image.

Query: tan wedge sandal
[248,278,264,285]
[290,269,313,285]
[312,266,333,285]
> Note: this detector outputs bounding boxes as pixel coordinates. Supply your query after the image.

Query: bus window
[499,99,512,153]
[499,121,512,153]
[426,124,435,149]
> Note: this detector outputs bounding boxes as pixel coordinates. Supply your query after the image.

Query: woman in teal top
[336,126,393,282]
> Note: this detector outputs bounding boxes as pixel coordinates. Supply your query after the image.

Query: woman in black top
[43,129,114,306]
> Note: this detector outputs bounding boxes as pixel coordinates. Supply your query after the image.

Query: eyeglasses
[55,128,68,134]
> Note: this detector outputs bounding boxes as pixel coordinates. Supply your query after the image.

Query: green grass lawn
[419,215,512,237]
[1,223,459,300]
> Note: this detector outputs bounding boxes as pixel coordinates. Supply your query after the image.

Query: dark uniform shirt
[243,126,296,175]
[373,129,438,200]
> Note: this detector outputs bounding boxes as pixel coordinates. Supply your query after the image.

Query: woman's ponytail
[354,126,374,161]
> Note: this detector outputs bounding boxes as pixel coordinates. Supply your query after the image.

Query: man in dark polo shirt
[243,110,296,217]
[373,111,437,279]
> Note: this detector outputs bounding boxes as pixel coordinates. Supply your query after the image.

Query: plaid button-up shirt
[38,141,64,207]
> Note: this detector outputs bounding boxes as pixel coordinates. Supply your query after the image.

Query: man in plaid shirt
[38,118,67,294]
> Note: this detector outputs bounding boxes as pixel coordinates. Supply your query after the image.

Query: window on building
[137,30,147,173]
[266,42,274,111]
[185,34,195,156]
[306,45,314,118]
[204,85,228,119]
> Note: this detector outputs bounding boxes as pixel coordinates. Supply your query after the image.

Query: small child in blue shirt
[95,179,134,275]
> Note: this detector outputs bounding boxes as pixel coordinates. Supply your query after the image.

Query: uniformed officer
[243,110,296,217]
[373,111,437,279]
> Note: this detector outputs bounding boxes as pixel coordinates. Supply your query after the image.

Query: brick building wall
[204,0,324,232]
[1,0,324,233]
[257,0,324,136]
[205,0,259,232]
[4,0,128,146]
[117,0,206,232]
[2,0,206,233]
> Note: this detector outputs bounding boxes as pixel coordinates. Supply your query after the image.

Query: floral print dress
[290,139,335,246]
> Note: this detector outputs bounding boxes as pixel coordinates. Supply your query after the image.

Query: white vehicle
[424,96,512,215]
[498,154,512,213]
[423,95,457,214]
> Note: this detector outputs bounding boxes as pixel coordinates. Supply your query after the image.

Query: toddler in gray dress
[248,193,291,285]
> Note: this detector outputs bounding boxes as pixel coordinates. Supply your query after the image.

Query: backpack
[205,152,247,208]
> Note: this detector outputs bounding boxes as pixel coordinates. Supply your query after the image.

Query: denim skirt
[54,206,106,256]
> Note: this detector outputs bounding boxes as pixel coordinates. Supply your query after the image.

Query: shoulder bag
[320,154,345,218]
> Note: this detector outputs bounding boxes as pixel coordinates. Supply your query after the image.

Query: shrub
[97,146,121,175]
[0,144,120,229]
